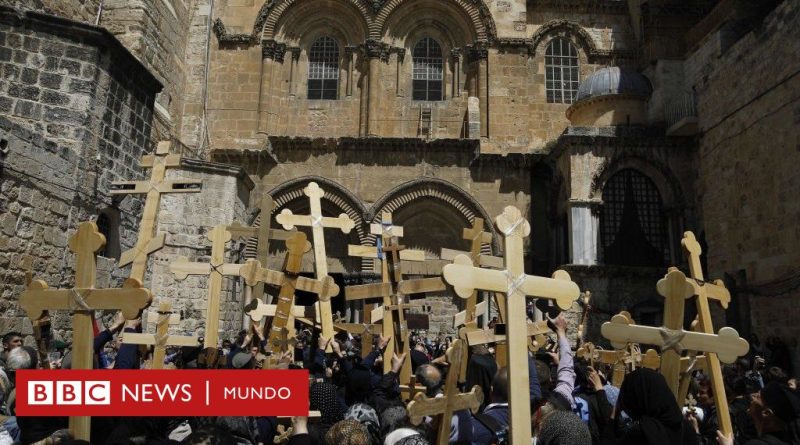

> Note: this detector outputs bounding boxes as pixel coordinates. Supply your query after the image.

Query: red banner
[16,369,309,417]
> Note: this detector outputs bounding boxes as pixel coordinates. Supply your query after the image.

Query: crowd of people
[0,312,798,445]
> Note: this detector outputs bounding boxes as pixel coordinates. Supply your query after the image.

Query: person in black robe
[601,368,698,445]
[464,344,497,412]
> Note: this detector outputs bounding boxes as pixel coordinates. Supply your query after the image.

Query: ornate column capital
[364,39,389,61]
[467,41,489,62]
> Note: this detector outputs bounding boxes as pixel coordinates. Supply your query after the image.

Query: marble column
[469,43,489,138]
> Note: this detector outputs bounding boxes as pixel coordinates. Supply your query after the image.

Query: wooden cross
[656,268,695,399]
[399,375,426,400]
[227,195,293,324]
[121,302,199,369]
[576,291,592,348]
[344,212,429,383]
[601,312,748,367]
[442,206,580,445]
[407,339,483,445]
[239,232,338,361]
[170,225,238,349]
[110,141,202,282]
[244,299,313,321]
[19,222,152,440]
[681,231,737,436]
[465,321,550,346]
[275,182,355,350]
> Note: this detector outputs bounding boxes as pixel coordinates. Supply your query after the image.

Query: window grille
[308,36,339,100]
[545,38,579,104]
[412,38,443,101]
[600,169,668,266]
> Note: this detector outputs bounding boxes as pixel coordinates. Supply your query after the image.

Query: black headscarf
[619,368,684,445]
[310,382,345,425]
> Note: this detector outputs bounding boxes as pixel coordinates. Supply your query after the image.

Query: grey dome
[575,67,652,102]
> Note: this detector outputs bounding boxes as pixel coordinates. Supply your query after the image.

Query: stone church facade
[0,0,798,367]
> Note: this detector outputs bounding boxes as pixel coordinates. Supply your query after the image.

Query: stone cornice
[528,0,629,15]
[549,126,697,158]
[181,158,255,190]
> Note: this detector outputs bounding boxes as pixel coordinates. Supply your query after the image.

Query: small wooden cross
[681,231,738,436]
[576,291,592,348]
[244,299,312,321]
[110,141,202,282]
[344,212,429,383]
[121,302,200,369]
[241,232,338,360]
[685,394,698,417]
[20,222,152,440]
[407,339,483,445]
[238,237,338,359]
[170,225,239,349]
[399,375,426,400]
[275,182,355,350]
[442,206,580,445]
[226,194,293,325]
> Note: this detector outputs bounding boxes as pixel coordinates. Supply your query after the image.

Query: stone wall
[100,0,192,140]
[0,8,161,339]
[147,159,252,342]
[685,1,800,369]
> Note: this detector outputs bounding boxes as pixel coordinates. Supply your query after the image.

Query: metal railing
[664,91,697,129]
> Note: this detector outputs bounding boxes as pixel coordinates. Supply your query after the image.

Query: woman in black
[602,368,698,445]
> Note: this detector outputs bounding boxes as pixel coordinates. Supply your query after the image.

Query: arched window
[308,36,339,100]
[412,38,443,101]
[545,38,579,104]
[600,169,668,266]
[95,209,121,260]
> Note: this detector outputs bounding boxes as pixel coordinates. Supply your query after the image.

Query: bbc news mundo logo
[28,381,112,405]
[17,370,309,416]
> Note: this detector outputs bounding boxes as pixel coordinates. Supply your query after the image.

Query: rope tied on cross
[501,217,523,236]
[312,215,323,228]
[503,270,526,297]
[68,288,93,311]
[155,310,171,346]
[659,327,687,354]
[381,221,395,237]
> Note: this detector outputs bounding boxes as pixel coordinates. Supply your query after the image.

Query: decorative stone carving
[212,18,257,45]
[362,0,387,15]
[365,39,389,61]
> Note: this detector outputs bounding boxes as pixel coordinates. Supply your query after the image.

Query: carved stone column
[469,42,489,138]
[365,39,386,137]
[258,40,286,134]
[287,47,301,97]
[451,48,462,98]
[345,45,358,97]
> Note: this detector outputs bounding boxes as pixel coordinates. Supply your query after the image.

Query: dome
[575,67,652,102]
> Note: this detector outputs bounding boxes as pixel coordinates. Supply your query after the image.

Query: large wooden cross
[170,225,239,348]
[442,206,580,445]
[19,222,152,440]
[121,302,200,369]
[656,268,695,399]
[110,141,202,282]
[238,232,339,363]
[680,231,737,436]
[407,339,483,445]
[275,182,355,350]
[602,312,748,429]
[345,212,429,382]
